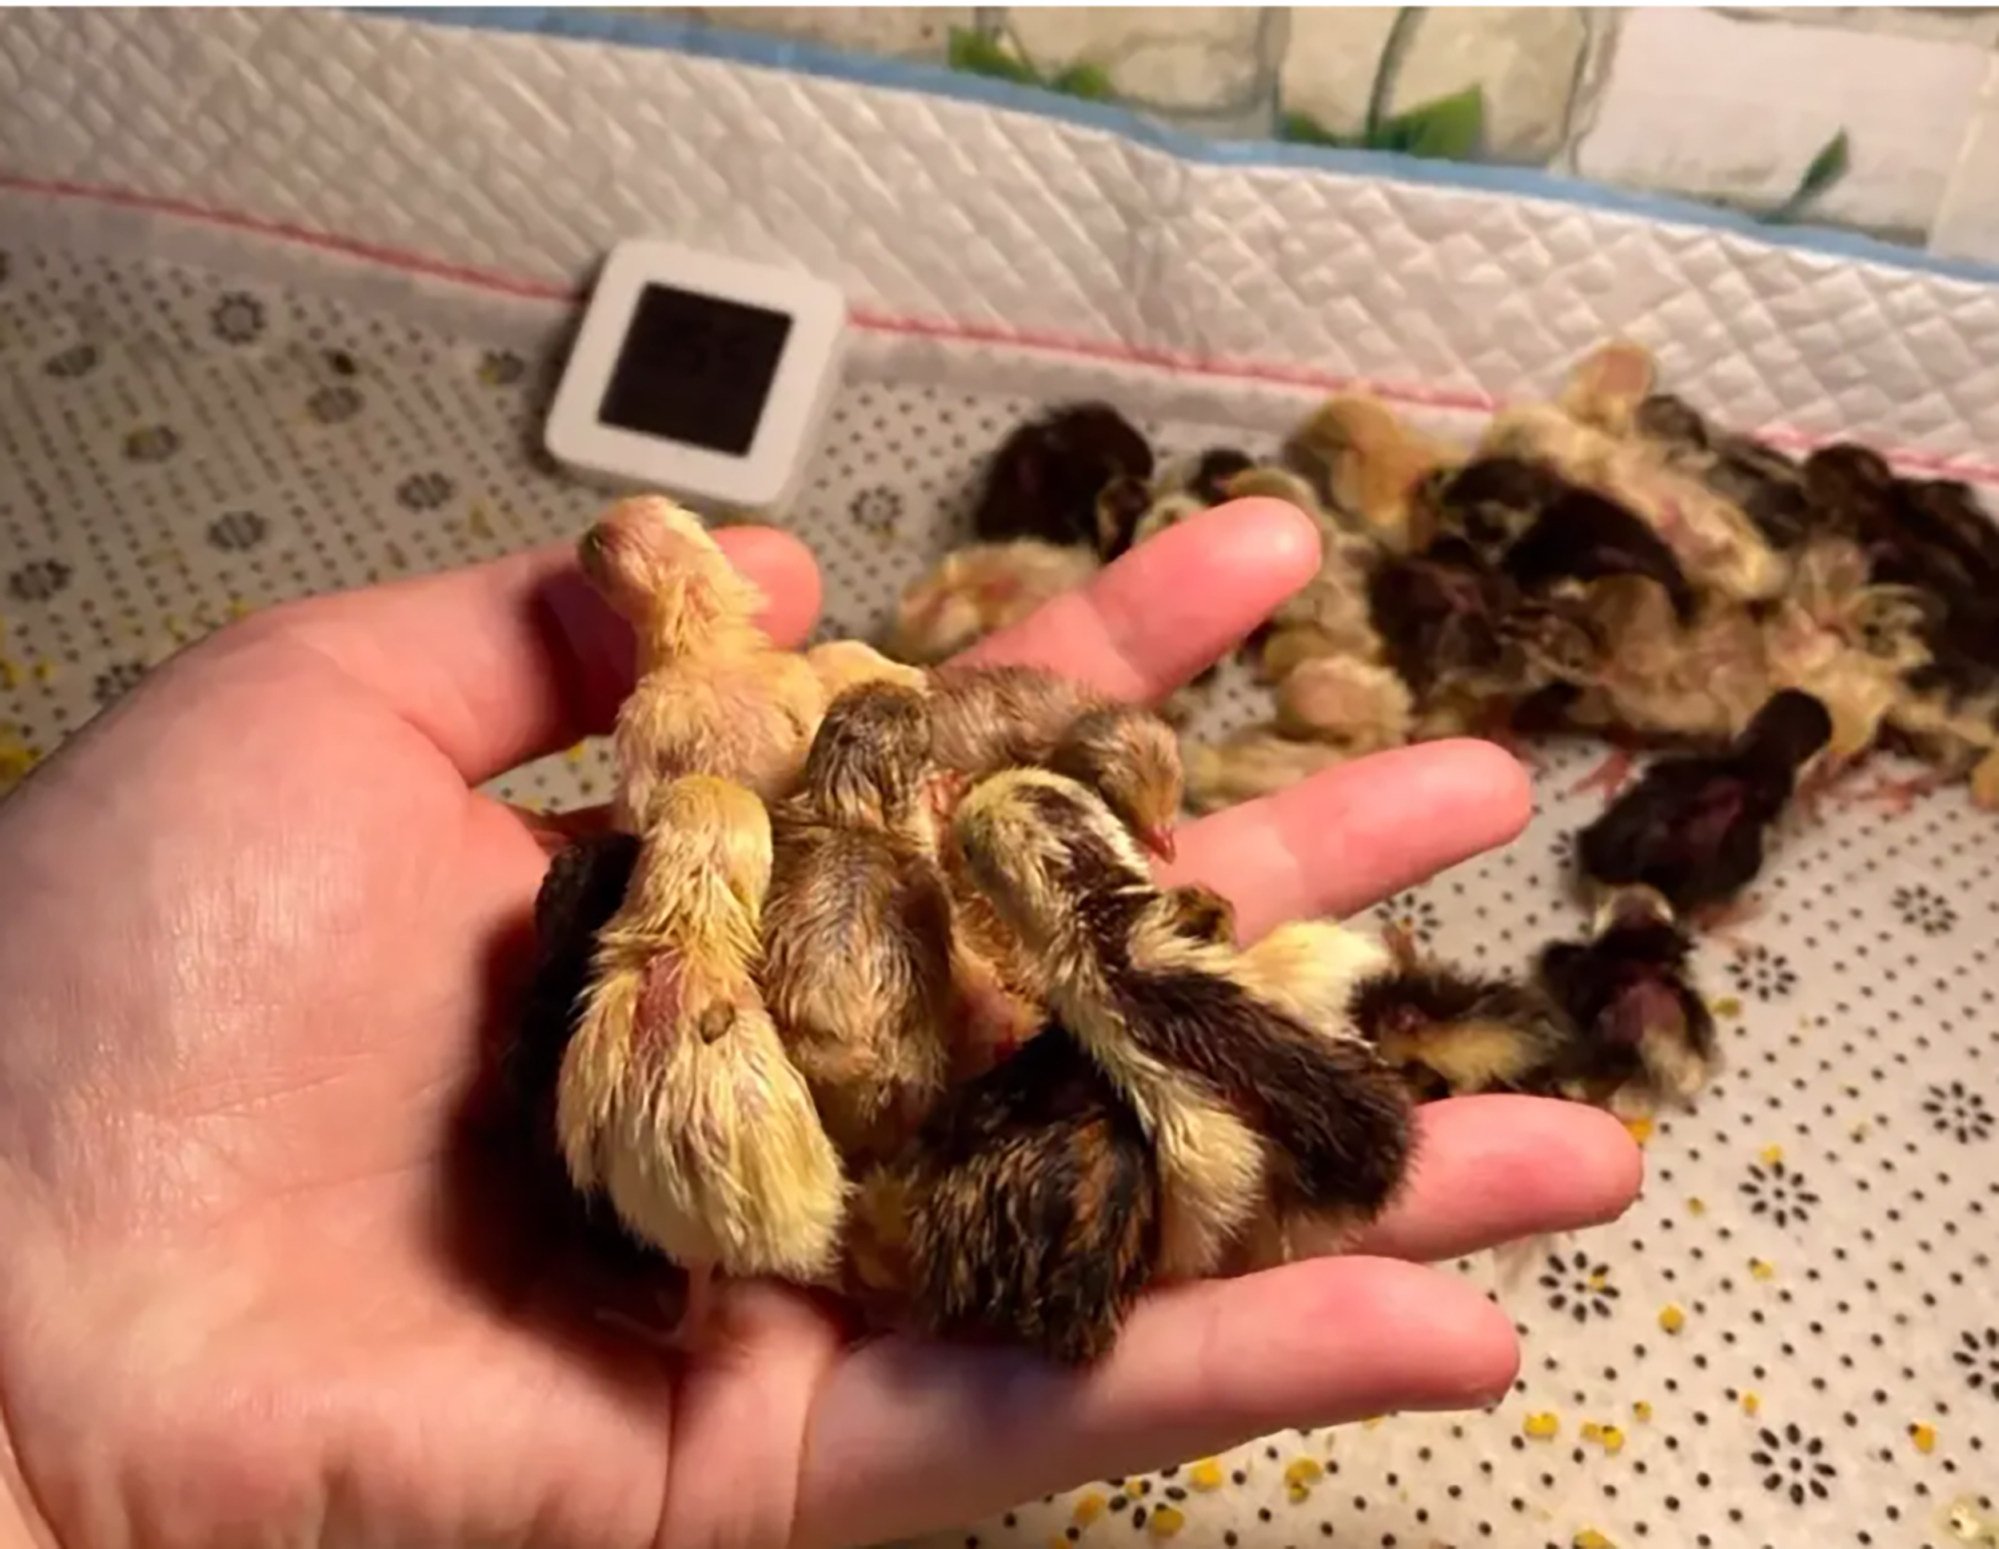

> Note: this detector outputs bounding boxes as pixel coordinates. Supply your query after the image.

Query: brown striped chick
[953,769,1413,1280]
[557,776,846,1343]
[1347,948,1575,1102]
[763,684,958,1162]
[847,1020,1159,1364]
[1481,402,1787,605]
[884,539,1099,665]
[1286,393,1457,554]
[928,664,1184,857]
[580,497,825,829]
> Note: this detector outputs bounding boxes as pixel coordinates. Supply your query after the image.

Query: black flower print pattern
[1727,944,1796,1001]
[210,291,266,345]
[307,383,362,424]
[1923,1082,1993,1143]
[397,471,455,511]
[851,483,904,538]
[91,661,147,705]
[43,342,99,379]
[1376,892,1442,950]
[124,425,180,463]
[1750,1423,1836,1505]
[1740,1157,1820,1227]
[1955,1328,1999,1398]
[7,560,71,602]
[477,349,527,386]
[1540,1250,1620,1323]
[1891,883,1957,935]
[206,511,269,552]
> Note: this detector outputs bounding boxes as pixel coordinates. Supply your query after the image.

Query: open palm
[0,501,1639,1549]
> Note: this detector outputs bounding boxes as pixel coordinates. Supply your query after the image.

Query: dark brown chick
[763,683,957,1161]
[1633,394,1812,551]
[851,1020,1159,1364]
[1348,958,1575,1102]
[1537,885,1717,1114]
[1577,688,1833,920]
[973,402,1155,549]
[953,769,1413,1278]
[928,664,1184,856]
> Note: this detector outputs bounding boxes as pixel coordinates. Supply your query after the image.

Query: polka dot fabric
[1,244,1995,1549]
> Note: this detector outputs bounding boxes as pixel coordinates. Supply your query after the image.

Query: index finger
[962,498,1323,702]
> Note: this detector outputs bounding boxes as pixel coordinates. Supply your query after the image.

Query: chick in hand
[954,770,1413,1279]
[1537,885,1717,1114]
[557,775,846,1341]
[885,540,1100,665]
[1577,689,1832,923]
[580,497,825,827]
[763,684,957,1160]
[849,1021,1160,1364]
[1347,949,1575,1101]
[804,638,930,699]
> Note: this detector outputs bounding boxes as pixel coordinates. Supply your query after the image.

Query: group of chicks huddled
[520,496,1426,1364]
[886,338,1999,1128]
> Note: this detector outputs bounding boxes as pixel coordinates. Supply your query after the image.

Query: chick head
[1046,704,1184,859]
[642,774,773,916]
[952,769,1150,954]
[1590,882,1676,939]
[801,681,935,831]
[578,496,764,643]
[1746,688,1834,773]
[1429,456,1565,562]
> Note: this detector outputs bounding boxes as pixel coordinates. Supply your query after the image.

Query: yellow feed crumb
[1622,1116,1654,1145]
[1750,1258,1776,1282]
[1147,1505,1186,1539]
[1598,1425,1626,1455]
[1632,1401,1654,1423]
[1580,1421,1602,1441]
[1711,995,1742,1018]
[1759,1144,1784,1165]
[1911,1422,1938,1455]
[1285,1457,1323,1502]
[1741,1392,1761,1416]
[1574,1531,1617,1549]
[1072,1493,1106,1526]
[1187,1459,1224,1493]
[1687,1197,1707,1217]
[1659,1304,1687,1334]
[1523,1412,1560,1440]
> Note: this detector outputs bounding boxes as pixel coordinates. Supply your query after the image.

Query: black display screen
[597,283,792,456]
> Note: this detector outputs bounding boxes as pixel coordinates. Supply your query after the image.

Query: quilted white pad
[0,12,1996,1549]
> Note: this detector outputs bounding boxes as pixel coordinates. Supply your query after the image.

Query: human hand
[0,499,1640,1549]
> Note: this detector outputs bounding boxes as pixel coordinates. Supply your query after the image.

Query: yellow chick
[580,496,825,828]
[557,775,846,1340]
[885,539,1100,665]
[1286,394,1458,554]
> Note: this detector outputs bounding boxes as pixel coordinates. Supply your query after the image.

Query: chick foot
[1692,895,1763,954]
[1569,743,1638,801]
[1845,770,1947,817]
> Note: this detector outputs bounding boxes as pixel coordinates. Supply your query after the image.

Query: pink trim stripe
[7,170,1998,484]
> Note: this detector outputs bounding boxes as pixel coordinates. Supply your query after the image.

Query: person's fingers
[796,1257,1516,1549]
[1160,739,1533,935]
[963,498,1322,702]
[238,529,821,783]
[1345,1097,1643,1262]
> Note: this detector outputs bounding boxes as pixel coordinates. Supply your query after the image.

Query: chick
[1633,394,1812,551]
[1537,885,1717,1115]
[763,684,957,1161]
[580,497,825,827]
[557,775,846,1338]
[850,1021,1159,1364]
[1502,486,1701,624]
[928,664,1184,856]
[1577,689,1833,922]
[953,769,1413,1278]
[1558,338,1657,437]
[1183,654,1412,812]
[973,402,1154,549]
[804,638,931,700]
[1184,729,1356,814]
[1242,465,1389,682]
[1095,447,1254,561]
[1287,393,1456,553]
[884,539,1100,665]
[1347,956,1575,1101]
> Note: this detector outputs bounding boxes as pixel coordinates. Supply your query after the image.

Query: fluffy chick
[1577,688,1833,920]
[928,664,1184,856]
[1537,885,1717,1115]
[581,497,825,827]
[805,638,930,700]
[1095,447,1254,561]
[953,769,1413,1278]
[1184,730,1356,814]
[849,1021,1159,1364]
[1182,656,1413,812]
[884,539,1100,665]
[1633,394,1812,552]
[557,775,846,1335]
[763,684,957,1161]
[973,402,1155,549]
[1347,958,1575,1101]
[1287,393,1456,553]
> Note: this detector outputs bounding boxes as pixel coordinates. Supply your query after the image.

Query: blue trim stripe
[372,4,1999,290]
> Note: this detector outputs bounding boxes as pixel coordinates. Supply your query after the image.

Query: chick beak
[1142,824,1177,862]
